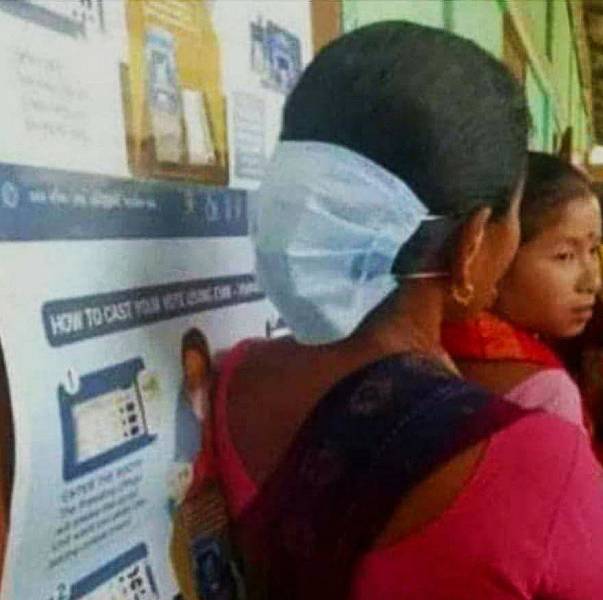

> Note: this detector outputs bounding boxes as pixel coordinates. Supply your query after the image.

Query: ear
[450,206,492,294]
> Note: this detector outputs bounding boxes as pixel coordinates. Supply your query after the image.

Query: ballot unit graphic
[59,358,161,481]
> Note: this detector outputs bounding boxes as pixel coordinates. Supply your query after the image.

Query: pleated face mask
[252,141,454,345]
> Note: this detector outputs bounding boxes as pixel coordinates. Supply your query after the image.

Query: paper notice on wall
[211,0,313,189]
[227,90,267,189]
[182,90,217,166]
[0,1,129,177]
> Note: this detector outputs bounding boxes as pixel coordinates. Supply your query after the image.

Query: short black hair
[282,21,528,219]
[181,327,211,368]
[521,152,593,242]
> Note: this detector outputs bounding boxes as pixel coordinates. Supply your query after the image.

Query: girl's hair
[282,21,529,219]
[521,152,594,242]
[180,327,211,368]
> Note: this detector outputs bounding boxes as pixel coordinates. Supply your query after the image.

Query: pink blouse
[213,343,603,599]
[505,368,585,428]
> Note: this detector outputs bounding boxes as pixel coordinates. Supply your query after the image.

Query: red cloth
[443,311,592,443]
[442,311,562,368]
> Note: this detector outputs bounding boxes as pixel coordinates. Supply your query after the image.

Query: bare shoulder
[375,439,487,546]
[225,337,335,483]
[457,359,547,395]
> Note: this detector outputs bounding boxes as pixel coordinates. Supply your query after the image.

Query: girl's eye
[554,252,573,261]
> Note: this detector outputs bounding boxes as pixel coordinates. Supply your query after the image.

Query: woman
[443,152,602,429]
[209,22,603,599]
[170,327,213,510]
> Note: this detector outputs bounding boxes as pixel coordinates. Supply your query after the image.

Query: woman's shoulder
[378,411,590,552]
[499,412,603,594]
[488,409,585,472]
[360,413,603,600]
[466,410,598,535]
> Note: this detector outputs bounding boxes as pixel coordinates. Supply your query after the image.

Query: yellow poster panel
[125,0,228,184]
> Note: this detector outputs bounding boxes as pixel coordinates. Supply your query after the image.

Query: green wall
[523,0,548,60]
[341,0,592,158]
[527,66,549,151]
[450,0,503,58]
[343,0,444,31]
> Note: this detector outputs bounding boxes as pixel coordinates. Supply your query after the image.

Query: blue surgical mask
[252,141,447,345]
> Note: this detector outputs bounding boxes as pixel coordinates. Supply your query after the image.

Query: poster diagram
[0,0,106,38]
[59,359,159,481]
[124,0,228,184]
[212,0,312,189]
[69,543,159,600]
[250,16,302,94]
[145,27,187,165]
[229,91,266,183]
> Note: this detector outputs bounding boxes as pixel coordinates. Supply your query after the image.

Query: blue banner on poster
[0,162,248,240]
[42,274,265,347]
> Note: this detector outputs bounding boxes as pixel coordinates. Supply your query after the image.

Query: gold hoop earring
[452,283,475,307]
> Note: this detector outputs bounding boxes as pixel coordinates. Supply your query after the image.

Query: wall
[342,0,592,160]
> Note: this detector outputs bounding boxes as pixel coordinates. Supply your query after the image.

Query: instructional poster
[0,163,279,600]
[0,1,313,598]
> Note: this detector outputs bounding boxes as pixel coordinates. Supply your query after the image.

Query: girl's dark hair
[180,327,211,368]
[520,152,593,242]
[282,21,529,218]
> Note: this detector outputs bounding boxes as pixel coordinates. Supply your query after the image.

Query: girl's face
[495,194,602,338]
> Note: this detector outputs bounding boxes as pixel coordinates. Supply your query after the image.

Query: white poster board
[0,1,314,598]
[0,163,279,600]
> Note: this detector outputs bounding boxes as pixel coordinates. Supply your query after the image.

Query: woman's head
[282,22,528,322]
[181,328,211,392]
[495,152,602,338]
[284,22,526,216]
[282,22,528,314]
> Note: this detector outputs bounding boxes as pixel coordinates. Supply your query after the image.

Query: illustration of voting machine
[59,358,162,481]
[70,543,159,600]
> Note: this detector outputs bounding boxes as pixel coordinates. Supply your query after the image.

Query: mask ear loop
[398,272,450,280]
[390,215,463,281]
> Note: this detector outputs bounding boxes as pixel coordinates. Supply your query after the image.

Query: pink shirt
[506,368,584,428]
[213,344,603,599]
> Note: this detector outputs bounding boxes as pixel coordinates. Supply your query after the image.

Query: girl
[204,23,603,600]
[443,152,602,429]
